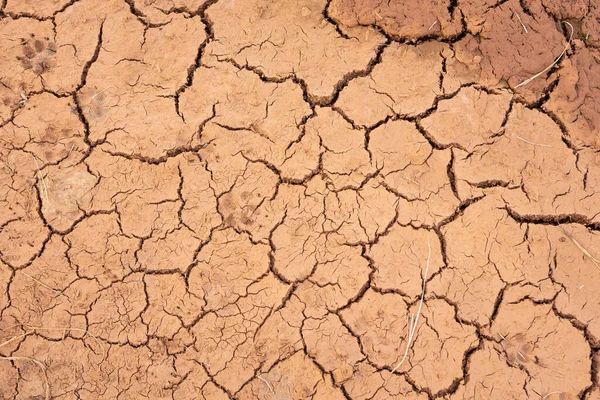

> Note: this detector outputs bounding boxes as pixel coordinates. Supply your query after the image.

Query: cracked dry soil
[1,0,600,399]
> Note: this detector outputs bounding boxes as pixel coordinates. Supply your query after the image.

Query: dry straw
[516,22,574,88]
[514,12,528,34]
[558,226,600,270]
[515,135,551,147]
[257,375,274,393]
[388,239,431,379]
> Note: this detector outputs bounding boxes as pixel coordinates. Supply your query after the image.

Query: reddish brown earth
[0,0,600,399]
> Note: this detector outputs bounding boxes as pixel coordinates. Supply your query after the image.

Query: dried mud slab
[4,0,71,18]
[2,236,90,333]
[207,0,385,100]
[188,228,271,310]
[537,0,600,49]
[343,361,427,399]
[269,182,327,282]
[369,225,443,298]
[340,289,410,368]
[454,104,600,220]
[542,224,600,342]
[429,193,551,325]
[341,291,478,395]
[79,6,206,159]
[440,35,485,93]
[546,44,600,150]
[1,94,86,166]
[324,181,398,244]
[302,313,364,384]
[370,119,460,226]
[316,107,375,189]
[0,18,55,122]
[336,42,445,126]
[328,0,462,39]
[66,213,139,286]
[462,0,567,97]
[294,241,371,318]
[87,272,148,345]
[237,351,345,399]
[180,61,315,183]
[0,217,49,268]
[399,299,478,395]
[490,299,592,396]
[450,341,530,399]
[190,274,289,392]
[40,163,98,232]
[143,273,204,338]
[583,5,600,49]
[0,0,111,121]
[421,87,512,151]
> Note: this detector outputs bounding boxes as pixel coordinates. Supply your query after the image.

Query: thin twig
[388,239,431,379]
[428,20,438,31]
[515,135,551,147]
[1,356,50,400]
[558,226,600,270]
[516,22,574,88]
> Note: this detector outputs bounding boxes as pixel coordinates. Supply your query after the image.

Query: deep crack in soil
[1,0,600,399]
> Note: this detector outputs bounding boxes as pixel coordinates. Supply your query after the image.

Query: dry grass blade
[1,356,50,400]
[31,154,49,202]
[542,392,563,400]
[257,375,274,393]
[90,86,113,102]
[515,135,551,147]
[18,271,62,294]
[388,239,431,380]
[0,330,34,349]
[516,22,574,88]
[558,226,600,270]
[402,175,419,185]
[514,12,528,34]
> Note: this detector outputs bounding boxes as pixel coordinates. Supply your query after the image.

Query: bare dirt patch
[1,0,599,399]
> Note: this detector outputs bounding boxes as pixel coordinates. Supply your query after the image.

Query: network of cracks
[1,0,600,398]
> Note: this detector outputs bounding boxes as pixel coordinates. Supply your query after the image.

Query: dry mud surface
[1,0,600,399]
